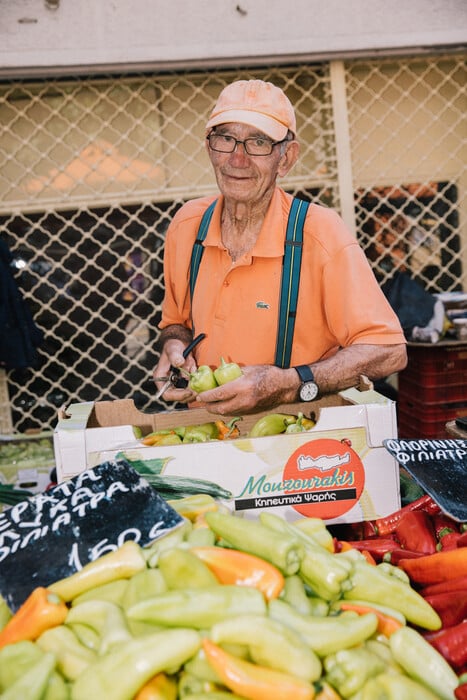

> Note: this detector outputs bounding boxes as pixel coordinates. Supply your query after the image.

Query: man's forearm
[311,343,407,396]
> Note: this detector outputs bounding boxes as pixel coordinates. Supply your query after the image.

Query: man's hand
[194,365,299,415]
[153,338,198,403]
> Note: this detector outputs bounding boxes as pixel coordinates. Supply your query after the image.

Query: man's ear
[278,140,300,177]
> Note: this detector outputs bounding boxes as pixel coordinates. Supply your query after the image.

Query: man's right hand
[153,338,198,403]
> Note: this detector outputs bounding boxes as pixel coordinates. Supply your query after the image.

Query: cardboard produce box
[54,387,400,525]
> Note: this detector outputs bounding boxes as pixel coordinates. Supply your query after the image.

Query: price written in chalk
[383,438,467,523]
[0,459,183,611]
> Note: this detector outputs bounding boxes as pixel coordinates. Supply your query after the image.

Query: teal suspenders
[189,199,217,300]
[275,197,309,368]
[189,197,310,368]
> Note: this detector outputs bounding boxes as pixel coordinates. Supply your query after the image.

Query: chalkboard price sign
[383,437,467,522]
[0,459,183,611]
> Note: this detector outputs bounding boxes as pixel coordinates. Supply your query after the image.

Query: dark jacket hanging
[0,238,43,369]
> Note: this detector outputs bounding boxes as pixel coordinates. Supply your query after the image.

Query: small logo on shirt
[256,301,270,309]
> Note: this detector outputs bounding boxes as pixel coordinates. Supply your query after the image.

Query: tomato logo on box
[283,438,365,519]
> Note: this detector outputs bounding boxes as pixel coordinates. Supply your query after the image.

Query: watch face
[300,381,319,401]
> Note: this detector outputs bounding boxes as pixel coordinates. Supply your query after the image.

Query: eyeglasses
[207,132,289,156]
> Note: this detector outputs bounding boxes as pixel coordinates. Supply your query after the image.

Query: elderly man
[153,79,407,414]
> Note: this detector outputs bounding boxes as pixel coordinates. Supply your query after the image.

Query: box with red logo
[53,386,399,525]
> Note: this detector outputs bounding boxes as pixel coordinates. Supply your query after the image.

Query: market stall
[0,386,466,699]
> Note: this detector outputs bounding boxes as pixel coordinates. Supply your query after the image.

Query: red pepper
[424,620,467,671]
[383,547,426,566]
[394,510,437,554]
[455,684,467,700]
[423,590,467,628]
[374,494,440,536]
[420,574,467,597]
[432,513,459,539]
[437,531,463,551]
[342,538,400,562]
[398,547,467,585]
[457,531,467,548]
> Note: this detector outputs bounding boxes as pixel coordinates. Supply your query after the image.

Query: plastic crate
[398,377,467,404]
[400,343,467,384]
[397,402,467,439]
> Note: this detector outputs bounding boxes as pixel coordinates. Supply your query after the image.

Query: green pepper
[285,412,313,433]
[0,640,68,700]
[360,671,443,700]
[141,429,184,446]
[324,646,386,697]
[213,357,243,385]
[71,628,201,700]
[71,579,129,607]
[378,560,410,584]
[66,622,100,651]
[1,650,56,700]
[152,433,183,445]
[269,599,378,657]
[177,670,220,697]
[248,413,297,438]
[363,638,403,673]
[210,614,322,682]
[122,568,167,610]
[183,649,224,684]
[189,366,218,393]
[65,600,132,655]
[183,422,219,443]
[127,585,266,628]
[389,626,459,700]
[186,525,217,547]
[293,517,334,551]
[178,693,246,700]
[343,560,442,630]
[143,520,192,568]
[260,512,352,600]
[37,625,97,681]
[281,575,329,617]
[204,510,304,576]
[158,546,219,589]
[48,540,147,602]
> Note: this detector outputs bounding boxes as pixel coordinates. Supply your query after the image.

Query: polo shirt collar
[203,188,286,258]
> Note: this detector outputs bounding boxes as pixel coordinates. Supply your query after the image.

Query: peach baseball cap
[206,79,296,141]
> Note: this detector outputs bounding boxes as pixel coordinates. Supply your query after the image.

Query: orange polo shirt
[159,188,405,368]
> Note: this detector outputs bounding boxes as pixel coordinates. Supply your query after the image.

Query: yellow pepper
[0,587,67,649]
[202,638,315,700]
[209,614,322,682]
[71,628,201,700]
[48,540,147,602]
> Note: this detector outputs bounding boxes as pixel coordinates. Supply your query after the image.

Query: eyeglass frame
[206,130,292,157]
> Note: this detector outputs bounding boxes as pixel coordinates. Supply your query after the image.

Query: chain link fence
[1,55,465,432]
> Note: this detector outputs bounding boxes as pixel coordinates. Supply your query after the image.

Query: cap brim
[206,109,289,141]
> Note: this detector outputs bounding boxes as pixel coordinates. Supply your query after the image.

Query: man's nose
[229,141,250,161]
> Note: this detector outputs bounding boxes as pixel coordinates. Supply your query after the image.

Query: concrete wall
[1,0,466,77]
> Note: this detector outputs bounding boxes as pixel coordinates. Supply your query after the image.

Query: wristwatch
[294,365,319,402]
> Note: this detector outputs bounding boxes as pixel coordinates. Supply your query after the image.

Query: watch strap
[294,365,315,384]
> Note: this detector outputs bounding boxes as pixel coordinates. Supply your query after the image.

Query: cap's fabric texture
[206,79,296,140]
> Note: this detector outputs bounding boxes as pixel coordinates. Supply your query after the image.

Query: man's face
[206,123,297,204]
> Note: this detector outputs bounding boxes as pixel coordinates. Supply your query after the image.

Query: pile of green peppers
[0,505,461,700]
[142,412,316,448]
